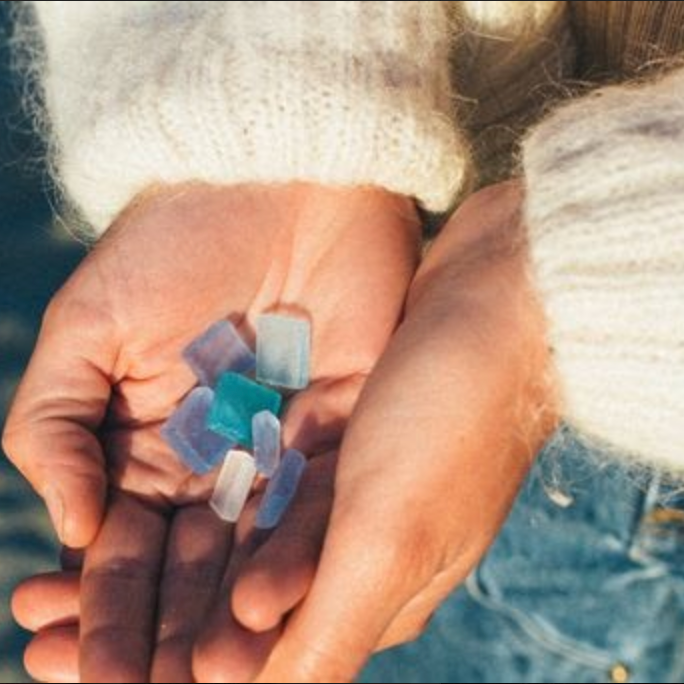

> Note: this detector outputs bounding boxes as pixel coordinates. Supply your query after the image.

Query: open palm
[4,181,420,682]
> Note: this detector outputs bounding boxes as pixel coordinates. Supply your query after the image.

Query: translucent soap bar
[208,372,282,448]
[255,449,307,530]
[183,320,255,387]
[256,315,311,390]
[210,450,257,523]
[252,410,281,477]
[161,387,234,475]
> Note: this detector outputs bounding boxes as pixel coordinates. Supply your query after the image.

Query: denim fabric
[359,426,684,683]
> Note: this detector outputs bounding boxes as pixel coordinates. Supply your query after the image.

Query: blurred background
[0,4,85,680]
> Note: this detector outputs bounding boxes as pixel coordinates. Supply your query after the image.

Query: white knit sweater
[32,0,467,231]
[523,67,684,473]
[29,1,684,473]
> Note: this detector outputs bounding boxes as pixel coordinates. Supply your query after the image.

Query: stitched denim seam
[465,573,615,672]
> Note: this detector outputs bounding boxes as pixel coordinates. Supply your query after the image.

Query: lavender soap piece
[256,314,311,390]
[255,449,307,530]
[210,450,257,523]
[208,372,282,448]
[161,387,234,475]
[252,410,281,477]
[183,320,255,387]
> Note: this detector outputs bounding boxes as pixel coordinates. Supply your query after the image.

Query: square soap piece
[255,449,307,530]
[161,387,234,475]
[252,410,281,477]
[210,450,257,523]
[256,314,311,390]
[208,372,282,448]
[183,320,255,387]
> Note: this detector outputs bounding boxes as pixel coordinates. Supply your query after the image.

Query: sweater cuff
[523,67,684,472]
[33,1,468,234]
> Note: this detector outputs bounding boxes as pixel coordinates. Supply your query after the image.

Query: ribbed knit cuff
[523,67,684,471]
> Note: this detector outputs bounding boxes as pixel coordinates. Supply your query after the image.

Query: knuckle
[288,634,355,683]
[1,419,26,463]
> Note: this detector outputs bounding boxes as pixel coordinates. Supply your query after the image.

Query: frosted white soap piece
[256,315,311,390]
[255,449,307,530]
[252,410,281,477]
[210,450,257,523]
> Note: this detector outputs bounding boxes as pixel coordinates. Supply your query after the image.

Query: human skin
[13,181,556,683]
[4,181,420,682]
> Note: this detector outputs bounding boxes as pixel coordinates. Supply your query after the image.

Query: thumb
[3,297,113,547]
[253,489,416,683]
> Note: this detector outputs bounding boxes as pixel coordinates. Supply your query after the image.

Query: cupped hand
[5,181,420,683]
[241,180,558,682]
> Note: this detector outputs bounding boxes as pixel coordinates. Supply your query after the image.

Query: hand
[4,181,420,682]
[12,181,555,683]
[234,180,556,682]
[13,451,339,684]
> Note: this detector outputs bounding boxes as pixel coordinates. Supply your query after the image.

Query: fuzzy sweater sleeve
[523,67,684,472]
[30,0,468,234]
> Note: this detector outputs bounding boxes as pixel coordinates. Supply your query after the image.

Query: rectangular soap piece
[161,387,235,475]
[210,450,257,523]
[255,449,307,530]
[252,410,281,477]
[208,372,282,448]
[183,320,255,387]
[256,314,311,390]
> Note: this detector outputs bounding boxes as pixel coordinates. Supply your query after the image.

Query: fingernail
[43,486,66,542]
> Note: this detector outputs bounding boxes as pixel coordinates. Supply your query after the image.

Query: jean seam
[465,573,615,672]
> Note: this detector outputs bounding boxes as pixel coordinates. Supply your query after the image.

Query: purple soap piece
[255,449,307,530]
[161,387,234,475]
[183,320,255,387]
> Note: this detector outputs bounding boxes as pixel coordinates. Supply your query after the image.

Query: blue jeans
[359,427,684,683]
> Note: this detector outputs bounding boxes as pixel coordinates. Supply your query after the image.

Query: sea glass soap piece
[255,449,307,530]
[210,450,257,523]
[256,315,311,390]
[161,387,234,474]
[252,411,281,477]
[183,320,255,387]
[208,372,282,448]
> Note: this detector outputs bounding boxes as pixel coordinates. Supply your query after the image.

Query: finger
[24,625,80,684]
[151,505,233,684]
[12,572,80,632]
[281,376,366,456]
[80,491,168,683]
[2,295,117,548]
[375,567,462,651]
[254,494,417,683]
[193,617,280,684]
[232,453,335,632]
[61,547,86,571]
[193,520,281,684]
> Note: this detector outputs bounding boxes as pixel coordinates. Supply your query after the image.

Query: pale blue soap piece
[255,449,307,530]
[161,387,234,475]
[208,372,282,448]
[183,320,255,387]
[256,315,311,390]
[252,411,281,477]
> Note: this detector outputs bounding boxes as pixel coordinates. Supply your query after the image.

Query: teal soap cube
[208,372,282,448]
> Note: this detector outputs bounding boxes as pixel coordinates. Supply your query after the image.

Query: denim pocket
[466,568,619,680]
